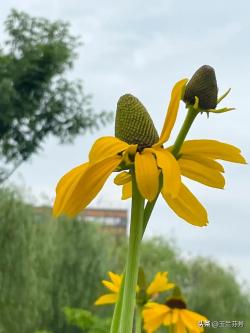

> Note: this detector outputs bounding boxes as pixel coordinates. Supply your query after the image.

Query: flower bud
[115,94,159,149]
[183,65,218,110]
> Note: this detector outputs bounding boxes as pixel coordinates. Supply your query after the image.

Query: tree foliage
[0,187,249,333]
[63,307,111,333]
[0,10,112,182]
[0,187,115,333]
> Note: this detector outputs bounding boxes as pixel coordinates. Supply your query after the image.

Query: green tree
[186,258,250,333]
[0,188,73,333]
[63,307,111,333]
[0,187,115,333]
[0,9,112,182]
[0,187,249,333]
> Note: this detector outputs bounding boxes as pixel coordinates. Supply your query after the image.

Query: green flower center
[115,94,159,149]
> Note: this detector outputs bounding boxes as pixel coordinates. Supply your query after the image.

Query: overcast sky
[1,1,250,283]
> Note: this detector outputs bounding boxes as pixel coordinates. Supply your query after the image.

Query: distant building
[33,206,128,236]
[79,208,128,236]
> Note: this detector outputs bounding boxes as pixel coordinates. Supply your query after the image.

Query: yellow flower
[143,300,207,333]
[146,272,175,296]
[95,272,122,305]
[120,140,246,226]
[53,77,246,227]
[95,271,174,306]
[53,79,186,218]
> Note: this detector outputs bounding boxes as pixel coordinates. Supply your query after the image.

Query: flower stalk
[171,105,197,157]
[112,105,198,333]
[119,171,145,333]
[135,306,142,333]
[110,274,125,333]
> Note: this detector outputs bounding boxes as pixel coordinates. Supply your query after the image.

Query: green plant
[0,187,249,333]
[0,10,112,182]
[63,307,111,332]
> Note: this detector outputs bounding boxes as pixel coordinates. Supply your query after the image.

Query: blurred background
[0,1,249,333]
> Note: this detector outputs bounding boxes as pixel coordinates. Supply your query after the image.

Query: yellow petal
[143,302,170,312]
[171,309,180,324]
[108,272,122,287]
[135,151,159,201]
[162,311,172,326]
[122,181,132,200]
[181,309,207,323]
[57,156,122,217]
[179,158,225,189]
[153,148,181,197]
[147,272,175,296]
[114,171,131,185]
[122,144,138,165]
[180,154,224,172]
[102,280,119,293]
[89,136,129,164]
[180,309,207,332]
[94,293,118,305]
[53,163,89,217]
[143,303,169,333]
[162,183,208,227]
[175,319,186,333]
[180,140,246,164]
[155,79,188,146]
[143,316,165,333]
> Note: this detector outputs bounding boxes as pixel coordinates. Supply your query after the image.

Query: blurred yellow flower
[146,272,175,296]
[143,300,207,333]
[95,272,122,305]
[95,271,174,306]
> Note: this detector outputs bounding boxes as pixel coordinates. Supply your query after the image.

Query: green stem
[142,106,198,235]
[142,197,157,235]
[110,106,198,332]
[135,306,142,333]
[110,273,125,333]
[171,106,197,157]
[119,172,145,333]
[110,180,151,332]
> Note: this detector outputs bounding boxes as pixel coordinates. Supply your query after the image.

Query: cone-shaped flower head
[183,65,218,110]
[115,94,159,149]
